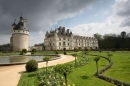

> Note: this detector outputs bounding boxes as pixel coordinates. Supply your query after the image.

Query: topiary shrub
[55,51,58,54]
[64,51,67,55]
[20,51,24,55]
[32,48,37,52]
[31,52,34,55]
[25,59,38,72]
[22,49,27,53]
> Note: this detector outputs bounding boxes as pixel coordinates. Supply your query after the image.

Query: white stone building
[10,16,29,51]
[44,26,98,50]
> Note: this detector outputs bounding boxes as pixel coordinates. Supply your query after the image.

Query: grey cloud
[0,0,95,35]
[114,0,130,17]
[120,17,130,27]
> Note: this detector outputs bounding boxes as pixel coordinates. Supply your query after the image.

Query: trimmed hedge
[90,54,130,86]
[25,59,38,72]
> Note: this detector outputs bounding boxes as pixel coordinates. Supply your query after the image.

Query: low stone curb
[0,54,60,66]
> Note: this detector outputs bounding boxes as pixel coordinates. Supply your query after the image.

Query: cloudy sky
[0,0,130,46]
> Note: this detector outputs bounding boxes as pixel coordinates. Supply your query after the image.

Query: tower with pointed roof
[10,16,29,51]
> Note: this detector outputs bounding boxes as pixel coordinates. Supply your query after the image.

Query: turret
[10,16,29,51]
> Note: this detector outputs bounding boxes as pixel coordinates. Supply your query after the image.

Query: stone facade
[10,16,29,51]
[44,26,98,50]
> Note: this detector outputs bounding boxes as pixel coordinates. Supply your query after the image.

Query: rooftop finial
[21,13,22,17]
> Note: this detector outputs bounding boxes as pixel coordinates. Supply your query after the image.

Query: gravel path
[0,54,75,86]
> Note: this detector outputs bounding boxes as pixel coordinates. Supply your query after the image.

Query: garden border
[89,54,130,86]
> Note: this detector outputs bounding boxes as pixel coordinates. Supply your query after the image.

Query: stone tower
[10,16,29,51]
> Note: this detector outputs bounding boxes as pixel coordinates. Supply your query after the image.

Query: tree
[121,31,126,38]
[43,56,50,73]
[54,64,73,86]
[72,53,77,66]
[94,33,102,40]
[84,48,89,58]
[93,56,100,75]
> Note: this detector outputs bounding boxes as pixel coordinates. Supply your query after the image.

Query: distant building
[44,26,98,50]
[10,16,29,51]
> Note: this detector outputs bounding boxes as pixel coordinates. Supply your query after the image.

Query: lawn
[67,52,114,86]
[18,51,130,86]
[0,52,19,56]
[33,50,74,55]
[104,52,130,83]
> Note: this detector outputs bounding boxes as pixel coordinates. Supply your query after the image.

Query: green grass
[67,53,114,86]
[0,52,19,56]
[18,51,130,86]
[104,52,130,83]
[18,71,38,86]
[34,50,74,55]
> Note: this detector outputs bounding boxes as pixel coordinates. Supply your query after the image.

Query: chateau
[44,26,98,50]
[10,16,29,51]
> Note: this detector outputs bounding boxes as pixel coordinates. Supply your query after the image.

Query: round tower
[10,16,29,51]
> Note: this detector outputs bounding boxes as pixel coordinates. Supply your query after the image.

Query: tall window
[59,38,61,41]
[63,42,65,45]
[68,43,69,46]
[59,42,61,46]
[63,37,66,40]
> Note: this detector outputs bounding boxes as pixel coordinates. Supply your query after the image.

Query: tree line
[94,31,130,50]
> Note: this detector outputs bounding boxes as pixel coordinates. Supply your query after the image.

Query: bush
[20,51,24,55]
[25,59,38,72]
[64,51,67,55]
[22,49,27,53]
[32,48,37,52]
[31,52,34,55]
[74,48,78,52]
[55,51,58,54]
[84,48,88,51]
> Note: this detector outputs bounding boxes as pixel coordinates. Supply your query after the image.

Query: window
[68,39,69,41]
[59,38,61,41]
[63,42,65,45]
[59,42,61,46]
[68,43,69,46]
[63,37,66,40]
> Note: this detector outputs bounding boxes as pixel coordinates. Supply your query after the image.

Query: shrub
[84,48,88,51]
[25,59,38,72]
[31,52,34,55]
[112,48,115,52]
[32,48,37,52]
[74,48,78,52]
[20,51,24,55]
[64,51,67,55]
[22,49,27,53]
[55,51,58,54]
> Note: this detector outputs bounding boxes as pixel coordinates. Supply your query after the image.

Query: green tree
[43,56,50,73]
[72,53,77,66]
[54,64,73,86]
[93,56,100,75]
[121,31,126,38]
[94,33,102,40]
